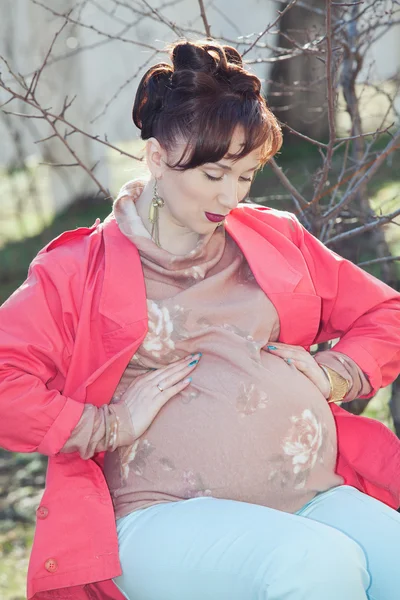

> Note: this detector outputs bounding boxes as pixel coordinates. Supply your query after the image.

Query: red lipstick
[205,212,226,223]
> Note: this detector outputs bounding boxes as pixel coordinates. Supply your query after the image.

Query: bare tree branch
[198,0,212,38]
[29,0,160,52]
[332,1,364,6]
[281,122,329,148]
[0,71,142,162]
[268,158,310,208]
[326,206,400,245]
[320,126,400,224]
[39,162,80,168]
[140,0,185,37]
[334,124,396,146]
[112,0,185,21]
[90,51,159,123]
[311,0,337,205]
[358,255,400,267]
[30,10,72,98]
[242,0,299,57]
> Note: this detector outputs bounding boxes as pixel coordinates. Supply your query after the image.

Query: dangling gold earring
[148,178,165,248]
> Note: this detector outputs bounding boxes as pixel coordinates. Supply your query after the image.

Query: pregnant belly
[106,351,342,513]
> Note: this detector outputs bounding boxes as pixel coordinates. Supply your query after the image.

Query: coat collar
[225,206,302,293]
[99,206,304,328]
[99,215,148,327]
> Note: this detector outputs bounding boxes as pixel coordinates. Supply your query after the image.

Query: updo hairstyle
[132,40,282,169]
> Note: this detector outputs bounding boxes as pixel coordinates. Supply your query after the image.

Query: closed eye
[204,173,223,182]
[204,173,253,183]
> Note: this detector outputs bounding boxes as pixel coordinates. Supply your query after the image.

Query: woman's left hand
[265,342,331,399]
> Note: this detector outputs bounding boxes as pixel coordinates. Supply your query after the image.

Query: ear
[145,137,168,179]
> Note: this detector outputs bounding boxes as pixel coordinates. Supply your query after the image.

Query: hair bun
[223,45,243,67]
[171,41,218,73]
[171,41,244,76]
[132,62,173,134]
[229,72,261,95]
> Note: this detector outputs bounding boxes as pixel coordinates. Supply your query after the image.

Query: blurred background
[0,0,399,597]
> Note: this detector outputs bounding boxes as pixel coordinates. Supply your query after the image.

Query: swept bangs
[161,95,282,171]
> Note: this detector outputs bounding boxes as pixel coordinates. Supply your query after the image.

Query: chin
[181,220,213,235]
[199,221,220,234]
[180,215,222,236]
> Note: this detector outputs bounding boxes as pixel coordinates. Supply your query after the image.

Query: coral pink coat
[1,204,400,600]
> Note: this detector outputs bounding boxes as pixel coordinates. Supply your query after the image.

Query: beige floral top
[62,180,370,517]
[103,180,345,518]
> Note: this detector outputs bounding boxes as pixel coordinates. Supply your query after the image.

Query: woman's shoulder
[29,217,108,281]
[44,217,103,252]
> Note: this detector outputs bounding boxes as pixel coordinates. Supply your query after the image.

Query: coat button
[36,506,49,519]
[44,558,58,573]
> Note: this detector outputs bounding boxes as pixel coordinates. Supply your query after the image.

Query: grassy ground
[0,525,33,600]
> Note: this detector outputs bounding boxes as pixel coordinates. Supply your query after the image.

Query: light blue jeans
[113,485,400,600]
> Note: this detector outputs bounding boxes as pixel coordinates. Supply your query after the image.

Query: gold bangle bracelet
[319,364,350,404]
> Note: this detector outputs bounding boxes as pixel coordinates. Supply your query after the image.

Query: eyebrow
[206,162,260,173]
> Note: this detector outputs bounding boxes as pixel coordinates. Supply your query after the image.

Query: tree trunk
[267,0,329,142]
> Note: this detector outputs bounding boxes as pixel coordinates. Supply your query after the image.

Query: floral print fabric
[103,180,342,517]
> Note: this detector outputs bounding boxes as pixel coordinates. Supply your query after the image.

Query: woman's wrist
[319,364,351,403]
[108,402,136,449]
[314,350,357,401]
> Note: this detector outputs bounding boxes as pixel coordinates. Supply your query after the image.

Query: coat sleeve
[0,244,86,456]
[290,214,400,397]
[60,401,135,459]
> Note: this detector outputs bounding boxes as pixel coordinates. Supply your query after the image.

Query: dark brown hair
[132,40,282,170]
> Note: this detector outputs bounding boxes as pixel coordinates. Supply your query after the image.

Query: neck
[135,179,203,255]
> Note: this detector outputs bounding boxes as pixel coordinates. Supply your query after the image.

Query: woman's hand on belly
[265,343,331,399]
[114,353,202,442]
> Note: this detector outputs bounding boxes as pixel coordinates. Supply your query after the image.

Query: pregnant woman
[1,40,400,600]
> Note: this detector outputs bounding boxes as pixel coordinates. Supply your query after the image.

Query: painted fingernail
[183,377,192,383]
[189,359,199,366]
[286,358,292,364]
[267,345,278,350]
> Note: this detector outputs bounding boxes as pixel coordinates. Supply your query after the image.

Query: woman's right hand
[115,353,202,441]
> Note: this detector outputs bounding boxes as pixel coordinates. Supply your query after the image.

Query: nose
[218,179,240,211]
